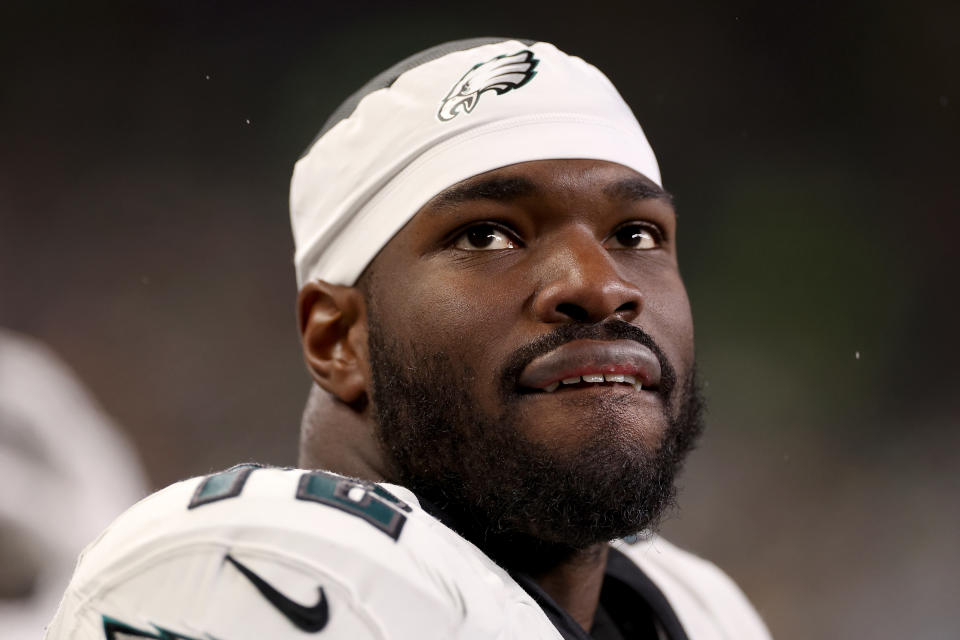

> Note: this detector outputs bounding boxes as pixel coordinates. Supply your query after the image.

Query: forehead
[422,159,671,213]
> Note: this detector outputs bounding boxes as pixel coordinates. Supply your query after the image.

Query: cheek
[380,268,514,362]
[647,275,695,373]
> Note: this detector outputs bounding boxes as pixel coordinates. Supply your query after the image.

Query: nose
[530,229,643,324]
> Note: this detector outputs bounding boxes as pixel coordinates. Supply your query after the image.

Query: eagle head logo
[438,50,539,121]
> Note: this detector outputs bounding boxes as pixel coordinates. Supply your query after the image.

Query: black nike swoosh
[225,554,329,633]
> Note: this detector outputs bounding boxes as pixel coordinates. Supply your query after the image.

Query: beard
[368,315,705,575]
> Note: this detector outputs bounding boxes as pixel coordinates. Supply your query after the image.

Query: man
[45,38,771,639]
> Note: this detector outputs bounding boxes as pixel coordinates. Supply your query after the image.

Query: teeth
[540,374,643,392]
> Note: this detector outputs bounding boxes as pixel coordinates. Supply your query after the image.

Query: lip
[517,339,662,391]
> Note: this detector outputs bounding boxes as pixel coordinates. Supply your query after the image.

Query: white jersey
[45,466,770,640]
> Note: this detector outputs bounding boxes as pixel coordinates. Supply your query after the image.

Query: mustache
[498,320,678,398]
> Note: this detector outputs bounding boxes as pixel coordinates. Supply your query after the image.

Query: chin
[516,396,670,455]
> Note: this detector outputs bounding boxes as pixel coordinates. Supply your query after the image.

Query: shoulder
[612,535,772,640]
[47,465,543,639]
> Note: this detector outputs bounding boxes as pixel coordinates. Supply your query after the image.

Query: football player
[46,38,772,639]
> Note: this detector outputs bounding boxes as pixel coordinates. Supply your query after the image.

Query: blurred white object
[0,329,147,639]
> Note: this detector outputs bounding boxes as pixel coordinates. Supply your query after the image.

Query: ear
[296,280,369,406]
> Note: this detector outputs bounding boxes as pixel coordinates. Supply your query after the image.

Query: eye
[453,224,518,250]
[605,224,661,250]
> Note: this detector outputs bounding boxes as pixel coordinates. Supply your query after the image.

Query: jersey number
[187,465,409,540]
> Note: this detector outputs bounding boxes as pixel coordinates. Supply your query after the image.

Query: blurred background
[1,1,957,638]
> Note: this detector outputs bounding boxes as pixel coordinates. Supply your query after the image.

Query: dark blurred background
[1,1,957,638]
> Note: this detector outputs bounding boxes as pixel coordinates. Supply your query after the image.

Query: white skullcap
[290,38,661,287]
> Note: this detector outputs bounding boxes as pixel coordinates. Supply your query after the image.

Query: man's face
[361,159,702,568]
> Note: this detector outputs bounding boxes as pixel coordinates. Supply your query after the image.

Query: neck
[298,385,387,480]
[409,494,611,632]
[412,495,612,632]
[532,543,609,632]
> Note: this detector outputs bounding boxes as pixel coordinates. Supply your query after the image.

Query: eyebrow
[603,177,674,205]
[428,176,538,209]
[426,173,674,212]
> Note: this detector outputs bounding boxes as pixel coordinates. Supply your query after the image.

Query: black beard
[368,316,705,575]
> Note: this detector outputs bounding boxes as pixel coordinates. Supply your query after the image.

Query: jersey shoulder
[46,465,555,640]
[613,535,772,640]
